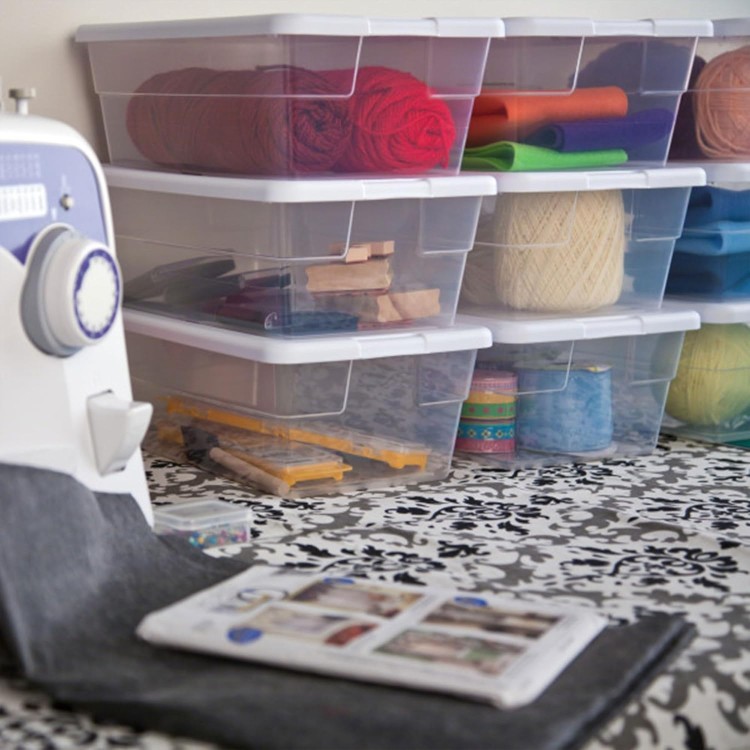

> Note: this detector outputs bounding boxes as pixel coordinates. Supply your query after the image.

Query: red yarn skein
[326,66,457,174]
[126,67,220,168]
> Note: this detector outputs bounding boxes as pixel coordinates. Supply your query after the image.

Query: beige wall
[2,0,749,158]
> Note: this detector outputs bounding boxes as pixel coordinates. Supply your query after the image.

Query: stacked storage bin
[76,15,499,497]
[663,17,750,448]
[463,17,711,172]
[661,163,750,447]
[454,17,709,469]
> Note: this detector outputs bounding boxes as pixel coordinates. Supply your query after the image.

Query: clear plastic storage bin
[454,308,700,468]
[153,500,252,548]
[670,19,750,162]
[105,168,495,336]
[464,18,709,172]
[665,162,750,301]
[661,299,750,446]
[75,14,500,178]
[123,308,492,497]
[458,167,705,318]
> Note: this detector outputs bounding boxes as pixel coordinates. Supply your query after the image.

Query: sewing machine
[0,88,153,522]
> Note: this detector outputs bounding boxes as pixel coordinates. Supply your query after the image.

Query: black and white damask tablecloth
[0,434,747,750]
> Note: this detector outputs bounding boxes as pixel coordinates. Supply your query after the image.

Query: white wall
[2,0,749,158]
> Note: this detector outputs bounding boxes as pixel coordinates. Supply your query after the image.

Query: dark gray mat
[0,463,693,750]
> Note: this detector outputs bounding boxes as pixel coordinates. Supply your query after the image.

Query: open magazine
[137,567,607,708]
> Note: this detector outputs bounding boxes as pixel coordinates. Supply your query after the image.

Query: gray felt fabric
[0,463,692,750]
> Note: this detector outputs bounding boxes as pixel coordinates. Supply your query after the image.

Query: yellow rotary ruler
[165,396,430,471]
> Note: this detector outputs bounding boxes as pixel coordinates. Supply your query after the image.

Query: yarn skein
[461,190,625,313]
[324,66,456,174]
[693,45,750,159]
[126,65,455,176]
[126,66,352,175]
[665,323,750,427]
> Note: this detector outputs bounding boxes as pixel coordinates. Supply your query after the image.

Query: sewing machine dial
[71,246,119,337]
[21,223,122,357]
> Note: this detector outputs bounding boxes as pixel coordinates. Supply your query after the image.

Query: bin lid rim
[76,14,504,42]
[123,309,493,364]
[455,307,701,344]
[103,166,497,201]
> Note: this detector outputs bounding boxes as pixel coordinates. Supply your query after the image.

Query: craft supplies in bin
[104,168,495,336]
[464,18,709,172]
[123,308,491,497]
[665,163,750,300]
[75,15,500,178]
[660,299,750,446]
[459,167,704,317]
[670,19,750,161]
[153,500,251,549]
[455,308,700,468]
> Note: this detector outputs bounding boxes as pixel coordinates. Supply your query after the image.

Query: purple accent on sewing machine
[0,144,108,263]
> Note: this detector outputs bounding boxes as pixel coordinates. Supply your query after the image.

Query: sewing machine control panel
[0,141,123,355]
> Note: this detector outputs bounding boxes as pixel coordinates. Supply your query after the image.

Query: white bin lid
[709,18,750,37]
[76,15,504,42]
[153,500,250,531]
[483,167,706,194]
[123,309,492,364]
[501,17,711,38]
[663,297,750,325]
[696,162,750,186]
[103,166,497,203]
[456,308,701,344]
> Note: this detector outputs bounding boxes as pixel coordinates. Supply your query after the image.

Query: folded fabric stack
[462,85,674,172]
[666,186,750,297]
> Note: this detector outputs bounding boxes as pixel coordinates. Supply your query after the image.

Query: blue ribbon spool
[517,364,613,454]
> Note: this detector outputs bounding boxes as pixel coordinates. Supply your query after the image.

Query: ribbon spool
[516,364,613,454]
[461,190,626,313]
[456,370,517,454]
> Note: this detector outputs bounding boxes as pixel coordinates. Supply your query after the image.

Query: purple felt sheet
[526,108,674,153]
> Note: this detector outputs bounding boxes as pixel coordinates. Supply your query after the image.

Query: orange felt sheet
[467,86,628,147]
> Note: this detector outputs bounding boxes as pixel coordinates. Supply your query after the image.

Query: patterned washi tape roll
[462,370,518,419]
[455,419,515,453]
[461,400,515,419]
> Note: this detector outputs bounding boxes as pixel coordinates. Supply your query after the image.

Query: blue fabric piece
[685,186,750,225]
[517,366,613,454]
[666,251,750,296]
[525,109,673,154]
[674,224,750,255]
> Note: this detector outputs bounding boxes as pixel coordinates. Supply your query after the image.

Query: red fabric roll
[125,65,456,175]
[126,66,352,175]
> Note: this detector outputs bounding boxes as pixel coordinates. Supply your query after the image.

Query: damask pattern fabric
[0,434,747,750]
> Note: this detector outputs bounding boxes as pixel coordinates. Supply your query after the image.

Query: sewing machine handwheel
[21,223,121,357]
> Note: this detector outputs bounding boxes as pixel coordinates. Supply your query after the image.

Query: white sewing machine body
[0,103,153,522]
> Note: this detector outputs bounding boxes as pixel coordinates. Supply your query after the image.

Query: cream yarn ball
[462,190,626,313]
[666,323,750,427]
